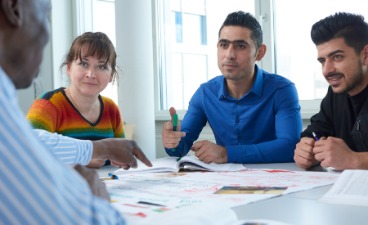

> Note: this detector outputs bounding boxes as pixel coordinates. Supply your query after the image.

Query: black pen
[137,201,165,207]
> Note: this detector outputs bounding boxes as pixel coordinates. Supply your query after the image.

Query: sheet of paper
[114,157,180,174]
[319,169,368,206]
[230,219,292,225]
[143,204,237,225]
[104,170,339,225]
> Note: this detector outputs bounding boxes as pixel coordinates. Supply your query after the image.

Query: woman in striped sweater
[27,31,125,168]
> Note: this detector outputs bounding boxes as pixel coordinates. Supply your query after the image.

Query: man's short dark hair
[219,11,263,49]
[311,12,368,54]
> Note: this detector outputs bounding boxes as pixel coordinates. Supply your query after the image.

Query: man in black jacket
[294,12,368,170]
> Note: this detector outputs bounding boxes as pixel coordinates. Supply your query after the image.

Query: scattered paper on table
[319,169,368,206]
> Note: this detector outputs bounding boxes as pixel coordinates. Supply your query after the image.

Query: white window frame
[256,0,321,119]
[74,0,322,120]
[153,0,321,120]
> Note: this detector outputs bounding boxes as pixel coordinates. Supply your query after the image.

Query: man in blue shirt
[162,11,302,164]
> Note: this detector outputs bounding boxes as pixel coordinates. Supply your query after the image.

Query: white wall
[115,0,156,160]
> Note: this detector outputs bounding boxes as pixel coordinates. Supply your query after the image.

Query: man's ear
[362,45,368,64]
[1,0,21,27]
[255,44,267,61]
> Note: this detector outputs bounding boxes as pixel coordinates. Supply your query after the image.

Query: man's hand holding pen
[313,136,355,170]
[294,135,320,169]
[162,107,186,149]
[294,131,356,170]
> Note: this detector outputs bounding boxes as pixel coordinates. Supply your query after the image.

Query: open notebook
[114,155,247,174]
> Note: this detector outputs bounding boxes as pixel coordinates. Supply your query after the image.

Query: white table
[233,163,367,225]
[97,163,367,225]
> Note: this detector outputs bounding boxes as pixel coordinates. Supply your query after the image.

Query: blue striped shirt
[33,129,92,165]
[0,68,125,225]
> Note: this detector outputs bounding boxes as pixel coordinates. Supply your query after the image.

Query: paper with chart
[319,169,368,206]
[104,169,339,225]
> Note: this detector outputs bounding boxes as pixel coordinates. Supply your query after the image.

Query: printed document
[319,169,368,206]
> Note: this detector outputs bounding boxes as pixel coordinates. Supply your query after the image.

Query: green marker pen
[172,113,178,131]
[172,113,178,152]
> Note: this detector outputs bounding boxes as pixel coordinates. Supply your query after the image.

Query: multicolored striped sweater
[26,87,125,140]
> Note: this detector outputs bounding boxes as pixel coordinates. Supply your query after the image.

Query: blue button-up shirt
[166,65,302,163]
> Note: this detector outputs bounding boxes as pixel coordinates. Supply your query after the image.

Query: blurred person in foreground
[0,0,150,224]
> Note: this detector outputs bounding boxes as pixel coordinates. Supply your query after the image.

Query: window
[91,0,117,104]
[157,0,255,110]
[273,0,368,117]
[156,0,368,118]
[75,0,117,104]
[76,0,368,118]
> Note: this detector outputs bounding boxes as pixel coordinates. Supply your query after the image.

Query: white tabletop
[97,163,366,225]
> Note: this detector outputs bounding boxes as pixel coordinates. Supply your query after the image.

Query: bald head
[0,0,51,89]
